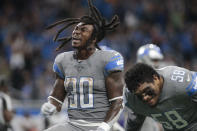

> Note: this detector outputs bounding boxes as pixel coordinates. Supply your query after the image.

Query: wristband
[48,96,63,105]
[109,96,123,102]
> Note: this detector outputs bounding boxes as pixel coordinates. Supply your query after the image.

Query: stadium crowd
[1,0,197,100]
[1,0,197,131]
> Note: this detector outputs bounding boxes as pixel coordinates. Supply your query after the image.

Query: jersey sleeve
[4,94,12,111]
[186,71,197,102]
[104,50,124,75]
[53,53,65,79]
[0,93,12,111]
[125,108,146,131]
[159,66,197,101]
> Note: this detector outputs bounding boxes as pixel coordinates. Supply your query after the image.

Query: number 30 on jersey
[64,77,94,109]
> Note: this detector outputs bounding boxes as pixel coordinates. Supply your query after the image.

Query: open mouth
[72,37,81,43]
[72,36,81,40]
[73,38,80,40]
[143,97,153,105]
[146,98,156,106]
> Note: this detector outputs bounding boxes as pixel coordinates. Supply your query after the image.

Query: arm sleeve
[53,53,65,79]
[123,88,145,130]
[1,94,12,111]
[4,95,12,111]
[125,108,146,131]
[185,71,197,102]
[104,51,124,76]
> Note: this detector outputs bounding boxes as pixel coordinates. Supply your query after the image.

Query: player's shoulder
[0,92,10,101]
[97,49,123,59]
[156,65,188,73]
[158,66,193,95]
[54,51,74,62]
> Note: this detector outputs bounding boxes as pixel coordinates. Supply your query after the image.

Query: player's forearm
[125,113,146,131]
[126,119,143,131]
[48,96,63,112]
[104,99,123,126]
[4,110,14,123]
[49,76,66,112]
[101,71,124,130]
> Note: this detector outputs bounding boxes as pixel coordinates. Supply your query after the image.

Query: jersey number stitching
[65,77,94,109]
[151,110,188,130]
[171,70,185,82]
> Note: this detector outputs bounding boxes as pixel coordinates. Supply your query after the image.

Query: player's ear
[153,74,159,81]
[92,37,97,43]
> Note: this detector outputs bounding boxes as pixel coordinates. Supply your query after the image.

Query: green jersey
[125,66,197,131]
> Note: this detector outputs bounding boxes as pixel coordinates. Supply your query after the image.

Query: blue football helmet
[137,44,164,68]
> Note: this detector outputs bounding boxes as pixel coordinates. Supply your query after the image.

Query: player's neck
[74,47,96,60]
[157,75,165,103]
[159,75,164,92]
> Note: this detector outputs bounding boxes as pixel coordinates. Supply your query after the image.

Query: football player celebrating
[41,0,124,131]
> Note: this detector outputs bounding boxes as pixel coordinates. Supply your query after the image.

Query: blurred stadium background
[1,0,197,130]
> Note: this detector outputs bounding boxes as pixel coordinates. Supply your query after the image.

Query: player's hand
[41,102,57,116]
[95,122,110,131]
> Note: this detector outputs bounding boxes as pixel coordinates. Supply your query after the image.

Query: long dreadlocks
[46,0,120,51]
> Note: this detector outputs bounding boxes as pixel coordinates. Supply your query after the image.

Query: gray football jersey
[53,50,124,122]
[125,66,197,131]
